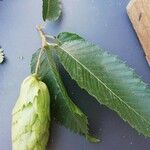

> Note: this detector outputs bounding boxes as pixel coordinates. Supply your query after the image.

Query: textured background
[0,0,150,149]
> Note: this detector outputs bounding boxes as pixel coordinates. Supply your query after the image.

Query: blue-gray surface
[0,0,150,150]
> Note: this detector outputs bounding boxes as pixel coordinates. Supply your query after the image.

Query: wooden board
[127,0,150,65]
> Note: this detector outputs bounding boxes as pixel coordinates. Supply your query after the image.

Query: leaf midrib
[58,45,150,126]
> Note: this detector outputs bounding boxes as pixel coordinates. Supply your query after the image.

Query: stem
[35,48,43,75]
[35,25,48,74]
[34,25,59,75]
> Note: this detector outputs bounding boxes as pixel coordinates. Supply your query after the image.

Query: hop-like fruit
[12,74,50,150]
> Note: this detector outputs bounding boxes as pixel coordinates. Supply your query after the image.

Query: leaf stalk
[35,25,48,75]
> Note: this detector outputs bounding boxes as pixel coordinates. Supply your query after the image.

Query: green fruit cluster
[12,74,50,150]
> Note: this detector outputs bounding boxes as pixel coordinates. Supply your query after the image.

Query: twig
[35,25,48,74]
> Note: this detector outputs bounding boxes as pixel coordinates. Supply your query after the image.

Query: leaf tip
[86,134,100,143]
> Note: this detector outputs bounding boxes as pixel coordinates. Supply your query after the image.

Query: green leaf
[56,32,150,137]
[42,0,61,21]
[31,47,99,142]
[57,32,84,42]
[42,0,49,21]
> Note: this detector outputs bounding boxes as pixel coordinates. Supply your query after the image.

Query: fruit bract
[12,74,50,150]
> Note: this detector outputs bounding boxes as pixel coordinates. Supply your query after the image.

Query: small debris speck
[138,12,142,21]
[17,56,24,60]
[0,47,5,63]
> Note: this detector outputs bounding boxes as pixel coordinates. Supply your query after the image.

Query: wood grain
[127,0,150,65]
